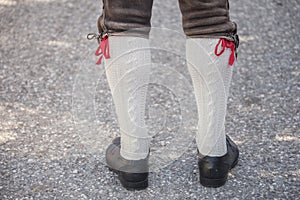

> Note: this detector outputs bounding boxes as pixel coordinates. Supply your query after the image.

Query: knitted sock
[186,38,234,157]
[104,36,151,160]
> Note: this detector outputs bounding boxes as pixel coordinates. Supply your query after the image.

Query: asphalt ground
[0,0,299,199]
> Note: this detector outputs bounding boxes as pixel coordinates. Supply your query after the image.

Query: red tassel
[95,36,110,65]
[214,38,235,66]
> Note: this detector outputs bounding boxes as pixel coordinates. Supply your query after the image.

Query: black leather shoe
[105,137,149,190]
[198,135,239,188]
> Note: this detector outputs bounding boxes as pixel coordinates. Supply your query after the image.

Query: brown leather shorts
[98,0,237,38]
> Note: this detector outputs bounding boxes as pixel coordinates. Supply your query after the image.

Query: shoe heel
[200,175,227,188]
[119,173,148,191]
[108,167,148,190]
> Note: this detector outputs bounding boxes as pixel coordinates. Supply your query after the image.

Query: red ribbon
[95,35,110,65]
[214,38,235,66]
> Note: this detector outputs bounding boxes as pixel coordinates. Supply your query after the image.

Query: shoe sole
[108,167,148,191]
[200,151,239,188]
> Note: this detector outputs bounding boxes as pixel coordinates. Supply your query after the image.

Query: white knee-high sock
[186,38,234,157]
[104,36,151,160]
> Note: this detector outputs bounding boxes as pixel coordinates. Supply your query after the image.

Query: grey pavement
[0,0,299,199]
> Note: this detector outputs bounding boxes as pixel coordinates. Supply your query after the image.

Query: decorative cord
[87,33,111,65]
[214,38,235,66]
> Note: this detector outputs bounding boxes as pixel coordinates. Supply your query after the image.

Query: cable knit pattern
[104,36,151,160]
[186,38,233,156]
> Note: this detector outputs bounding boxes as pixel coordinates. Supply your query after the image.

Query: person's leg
[98,0,153,37]
[179,0,239,187]
[95,0,153,190]
[104,36,151,161]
